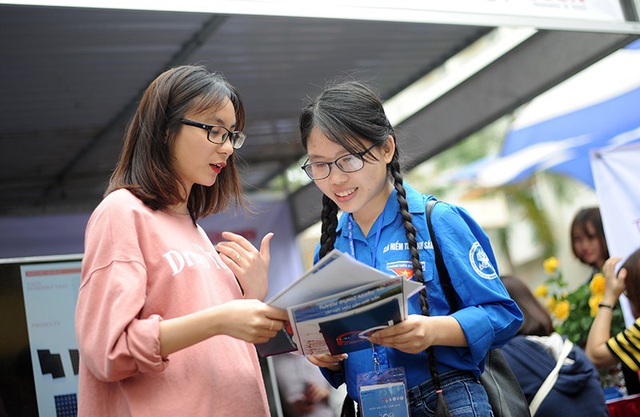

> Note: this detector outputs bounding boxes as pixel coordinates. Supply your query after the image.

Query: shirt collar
[335,181,429,233]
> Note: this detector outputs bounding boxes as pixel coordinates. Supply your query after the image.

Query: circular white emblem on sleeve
[469,242,498,279]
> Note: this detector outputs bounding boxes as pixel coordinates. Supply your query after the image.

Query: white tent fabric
[473,39,640,188]
[591,142,640,260]
[591,142,640,326]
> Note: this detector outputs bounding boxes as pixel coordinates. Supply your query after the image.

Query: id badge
[357,367,410,417]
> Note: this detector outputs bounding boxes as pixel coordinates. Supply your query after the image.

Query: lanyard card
[357,367,410,417]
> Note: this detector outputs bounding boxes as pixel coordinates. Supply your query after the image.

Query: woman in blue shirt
[299,81,522,417]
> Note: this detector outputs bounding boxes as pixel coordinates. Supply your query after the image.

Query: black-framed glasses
[180,119,246,149]
[301,143,376,180]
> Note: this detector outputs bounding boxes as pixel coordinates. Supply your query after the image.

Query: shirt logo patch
[386,260,422,280]
[469,242,498,280]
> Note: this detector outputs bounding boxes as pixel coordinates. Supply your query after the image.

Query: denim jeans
[407,370,493,417]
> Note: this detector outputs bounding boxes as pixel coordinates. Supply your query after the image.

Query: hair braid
[318,194,355,417]
[319,194,339,259]
[390,154,450,417]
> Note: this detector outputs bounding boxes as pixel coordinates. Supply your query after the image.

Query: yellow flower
[547,297,557,311]
[553,300,570,320]
[590,273,606,296]
[543,257,560,275]
[589,294,605,317]
[534,285,548,298]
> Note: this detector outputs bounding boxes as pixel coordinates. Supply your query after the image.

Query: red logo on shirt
[387,261,415,279]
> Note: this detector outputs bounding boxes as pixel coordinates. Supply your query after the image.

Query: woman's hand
[602,256,627,302]
[216,231,273,300]
[368,314,466,354]
[214,299,289,344]
[307,353,348,372]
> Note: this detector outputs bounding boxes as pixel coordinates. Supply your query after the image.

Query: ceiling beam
[37,14,228,206]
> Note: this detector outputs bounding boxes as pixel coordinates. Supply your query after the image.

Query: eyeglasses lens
[208,128,245,149]
[308,165,329,180]
[303,155,366,180]
[335,155,364,172]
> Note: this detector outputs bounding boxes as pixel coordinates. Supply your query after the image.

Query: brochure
[294,277,404,356]
[255,250,422,357]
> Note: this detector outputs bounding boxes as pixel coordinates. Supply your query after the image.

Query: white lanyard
[347,212,384,268]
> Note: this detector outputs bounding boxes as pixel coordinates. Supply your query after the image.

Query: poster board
[19,260,82,416]
[0,254,81,417]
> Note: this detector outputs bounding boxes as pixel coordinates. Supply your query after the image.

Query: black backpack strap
[425,200,459,313]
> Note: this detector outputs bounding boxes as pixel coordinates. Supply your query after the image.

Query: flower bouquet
[535,257,625,346]
[535,257,627,392]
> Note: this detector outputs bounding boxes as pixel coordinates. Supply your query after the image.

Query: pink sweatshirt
[75,189,270,417]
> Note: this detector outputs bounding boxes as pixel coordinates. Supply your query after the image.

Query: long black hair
[300,80,450,417]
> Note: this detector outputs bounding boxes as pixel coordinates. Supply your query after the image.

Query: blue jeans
[407,370,493,417]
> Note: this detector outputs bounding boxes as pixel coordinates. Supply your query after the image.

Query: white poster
[591,143,640,325]
[20,262,82,417]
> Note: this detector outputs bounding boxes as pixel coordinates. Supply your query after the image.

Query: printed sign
[20,262,82,416]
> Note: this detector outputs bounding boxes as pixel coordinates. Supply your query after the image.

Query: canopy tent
[1,2,639,235]
[473,39,640,188]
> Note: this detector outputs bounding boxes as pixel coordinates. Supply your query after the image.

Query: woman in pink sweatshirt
[75,65,289,416]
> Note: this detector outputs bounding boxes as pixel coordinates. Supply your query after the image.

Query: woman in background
[570,207,640,394]
[570,207,609,281]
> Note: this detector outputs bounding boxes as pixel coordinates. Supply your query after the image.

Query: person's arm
[585,256,627,367]
[159,299,288,357]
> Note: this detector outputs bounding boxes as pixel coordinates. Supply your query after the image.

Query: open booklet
[256,250,423,357]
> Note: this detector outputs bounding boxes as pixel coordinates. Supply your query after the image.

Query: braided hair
[299,81,451,417]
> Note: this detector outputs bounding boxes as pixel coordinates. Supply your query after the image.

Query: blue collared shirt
[315,183,522,398]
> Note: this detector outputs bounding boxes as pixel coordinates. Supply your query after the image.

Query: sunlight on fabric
[384,26,536,126]
[474,136,591,188]
[509,47,640,131]
[463,39,640,189]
